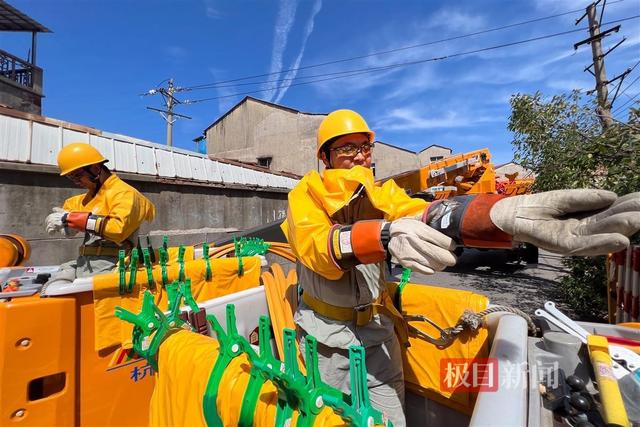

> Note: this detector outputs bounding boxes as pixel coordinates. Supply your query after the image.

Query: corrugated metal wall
[0,112,298,190]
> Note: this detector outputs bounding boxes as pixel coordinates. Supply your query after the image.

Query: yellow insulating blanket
[150,330,218,427]
[92,256,261,351]
[386,282,489,415]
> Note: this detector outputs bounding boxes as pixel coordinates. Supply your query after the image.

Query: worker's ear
[320,151,332,169]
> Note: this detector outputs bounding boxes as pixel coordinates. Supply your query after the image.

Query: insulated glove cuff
[328,220,388,269]
[65,212,107,236]
[425,194,513,248]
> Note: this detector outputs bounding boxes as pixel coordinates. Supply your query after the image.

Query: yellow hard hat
[0,234,30,267]
[57,142,107,176]
[316,109,375,159]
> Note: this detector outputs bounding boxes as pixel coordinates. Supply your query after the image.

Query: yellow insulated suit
[52,174,155,282]
[282,166,427,427]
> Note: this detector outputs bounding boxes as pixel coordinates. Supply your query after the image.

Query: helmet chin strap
[84,165,104,194]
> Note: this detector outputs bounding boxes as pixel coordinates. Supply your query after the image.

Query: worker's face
[65,164,100,190]
[321,133,372,170]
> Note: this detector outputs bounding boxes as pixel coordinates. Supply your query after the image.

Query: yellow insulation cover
[387,282,489,414]
[92,256,261,351]
[150,330,219,427]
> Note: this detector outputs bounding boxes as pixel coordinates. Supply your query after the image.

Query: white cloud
[207,67,238,114]
[203,0,222,19]
[274,0,322,103]
[264,0,298,102]
[426,8,487,32]
[374,106,499,131]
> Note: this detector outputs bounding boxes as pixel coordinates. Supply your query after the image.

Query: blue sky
[3,0,639,164]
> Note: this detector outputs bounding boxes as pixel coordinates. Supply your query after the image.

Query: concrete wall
[0,78,42,115]
[372,142,419,179]
[206,99,323,176]
[0,163,289,265]
[417,145,453,166]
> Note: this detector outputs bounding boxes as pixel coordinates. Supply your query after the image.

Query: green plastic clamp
[302,335,343,421]
[178,245,186,282]
[395,267,412,309]
[158,246,169,286]
[162,235,169,251]
[181,278,200,314]
[234,237,271,257]
[164,281,193,331]
[202,304,257,427]
[237,316,279,426]
[128,248,139,294]
[203,243,212,281]
[347,346,391,426]
[142,248,155,290]
[118,250,126,295]
[115,291,171,371]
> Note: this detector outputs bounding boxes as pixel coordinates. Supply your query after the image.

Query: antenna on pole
[142,78,192,146]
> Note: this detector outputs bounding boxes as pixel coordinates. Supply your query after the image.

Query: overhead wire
[179,0,628,92]
[185,15,640,104]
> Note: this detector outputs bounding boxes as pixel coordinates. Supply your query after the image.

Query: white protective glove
[45,207,66,234]
[388,217,457,275]
[490,190,640,256]
[44,207,78,237]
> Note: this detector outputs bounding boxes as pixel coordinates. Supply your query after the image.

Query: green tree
[508,91,639,321]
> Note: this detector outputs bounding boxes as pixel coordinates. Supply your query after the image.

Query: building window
[257,156,272,169]
[430,156,444,162]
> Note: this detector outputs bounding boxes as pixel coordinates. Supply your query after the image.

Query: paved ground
[390,248,578,318]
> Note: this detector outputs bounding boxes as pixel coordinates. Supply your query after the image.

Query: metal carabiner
[404,314,456,348]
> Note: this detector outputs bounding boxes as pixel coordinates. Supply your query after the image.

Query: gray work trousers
[46,255,118,284]
[298,333,406,427]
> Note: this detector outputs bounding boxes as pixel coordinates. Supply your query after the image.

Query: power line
[179,1,628,92]
[185,15,640,105]
[612,87,640,114]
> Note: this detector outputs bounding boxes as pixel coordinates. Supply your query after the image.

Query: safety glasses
[330,142,373,157]
[65,169,86,181]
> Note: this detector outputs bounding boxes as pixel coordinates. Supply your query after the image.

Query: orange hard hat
[57,142,107,176]
[316,110,375,159]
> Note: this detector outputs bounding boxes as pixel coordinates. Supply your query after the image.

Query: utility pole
[586,4,612,127]
[143,78,192,146]
[575,0,627,128]
[166,79,175,147]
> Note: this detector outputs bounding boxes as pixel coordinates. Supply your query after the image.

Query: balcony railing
[0,48,40,90]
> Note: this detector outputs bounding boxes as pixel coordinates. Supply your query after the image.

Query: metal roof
[0,1,51,32]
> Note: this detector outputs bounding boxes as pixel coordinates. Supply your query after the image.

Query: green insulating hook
[162,235,169,251]
[180,278,200,314]
[115,291,170,371]
[166,281,180,312]
[203,243,212,281]
[118,250,126,295]
[178,245,186,282]
[142,248,155,290]
[158,246,169,286]
[128,248,139,294]
[203,304,257,427]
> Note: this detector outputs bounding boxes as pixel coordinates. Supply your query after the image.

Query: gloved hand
[490,190,640,256]
[45,207,79,237]
[388,217,457,275]
[45,207,67,234]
